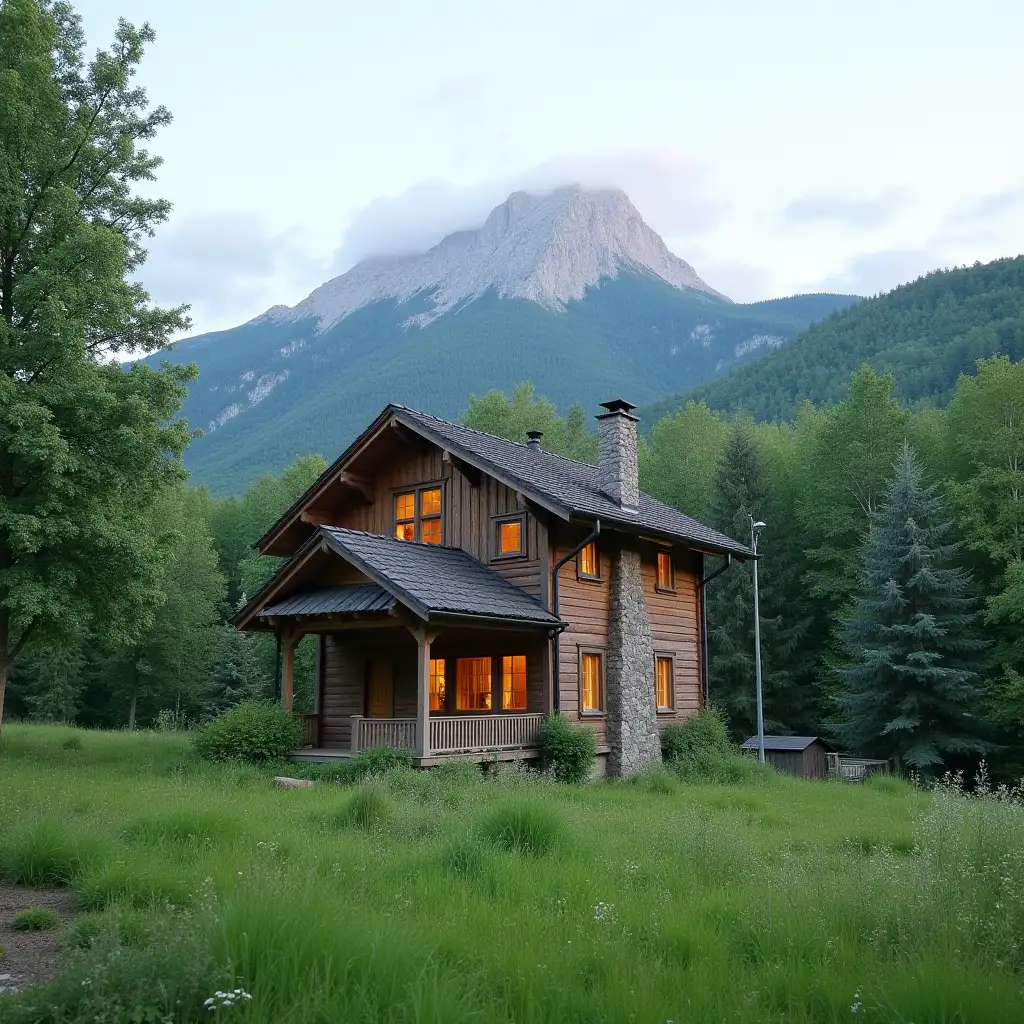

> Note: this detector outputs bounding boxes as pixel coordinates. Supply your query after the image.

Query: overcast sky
[76,0,1024,336]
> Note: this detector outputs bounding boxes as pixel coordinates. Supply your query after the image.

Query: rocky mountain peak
[265,186,728,330]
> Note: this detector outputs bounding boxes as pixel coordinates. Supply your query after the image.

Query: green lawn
[1,725,1023,1023]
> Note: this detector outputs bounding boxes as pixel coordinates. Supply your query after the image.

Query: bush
[61,735,82,752]
[13,907,59,931]
[479,801,564,856]
[632,765,680,795]
[537,714,596,784]
[661,705,731,763]
[192,701,301,763]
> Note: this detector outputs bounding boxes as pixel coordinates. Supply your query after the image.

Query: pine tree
[833,442,990,771]
[203,625,271,717]
[706,421,812,737]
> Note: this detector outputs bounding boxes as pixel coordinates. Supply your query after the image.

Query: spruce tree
[833,442,989,770]
[203,625,271,717]
[706,421,812,737]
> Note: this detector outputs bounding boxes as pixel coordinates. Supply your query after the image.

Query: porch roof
[238,527,564,630]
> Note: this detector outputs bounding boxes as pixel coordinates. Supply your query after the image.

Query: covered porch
[234,526,562,765]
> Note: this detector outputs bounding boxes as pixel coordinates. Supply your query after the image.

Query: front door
[367,660,394,718]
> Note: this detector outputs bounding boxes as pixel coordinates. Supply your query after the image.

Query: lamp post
[750,517,766,764]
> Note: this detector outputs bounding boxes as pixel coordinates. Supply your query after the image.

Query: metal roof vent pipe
[526,430,543,452]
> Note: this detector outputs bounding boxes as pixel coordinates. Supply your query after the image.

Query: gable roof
[239,526,563,629]
[259,404,754,559]
[741,736,836,752]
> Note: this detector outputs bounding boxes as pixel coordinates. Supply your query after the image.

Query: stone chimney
[596,399,639,510]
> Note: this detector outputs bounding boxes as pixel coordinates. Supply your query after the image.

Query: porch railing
[348,713,544,756]
[351,716,417,753]
[295,714,319,748]
[431,714,543,754]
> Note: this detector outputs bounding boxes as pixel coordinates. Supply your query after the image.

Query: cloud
[814,247,946,297]
[332,148,727,271]
[141,212,329,335]
[781,188,909,229]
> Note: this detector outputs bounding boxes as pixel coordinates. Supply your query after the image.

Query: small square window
[656,551,674,590]
[578,542,599,579]
[395,521,416,541]
[395,492,415,522]
[497,518,523,556]
[421,488,442,516]
[581,652,603,712]
[421,517,442,545]
[655,656,673,710]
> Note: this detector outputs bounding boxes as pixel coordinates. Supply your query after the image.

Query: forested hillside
[639,257,1024,425]
[156,277,856,493]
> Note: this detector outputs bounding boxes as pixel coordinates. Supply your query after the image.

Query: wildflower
[593,901,617,923]
[850,988,862,1015]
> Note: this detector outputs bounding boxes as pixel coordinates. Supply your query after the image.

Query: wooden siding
[551,531,610,747]
[642,547,702,722]
[315,443,546,602]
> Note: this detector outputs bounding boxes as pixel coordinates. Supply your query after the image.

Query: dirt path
[0,884,80,995]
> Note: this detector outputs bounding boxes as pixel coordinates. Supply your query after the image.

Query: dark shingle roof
[320,527,562,626]
[259,584,396,618]
[393,406,753,558]
[741,736,834,752]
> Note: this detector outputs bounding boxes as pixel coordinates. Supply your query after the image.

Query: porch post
[280,629,299,713]
[409,626,440,759]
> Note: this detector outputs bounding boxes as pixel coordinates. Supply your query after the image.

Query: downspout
[550,519,601,713]
[697,553,732,705]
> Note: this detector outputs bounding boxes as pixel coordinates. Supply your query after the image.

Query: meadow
[1,726,1023,1024]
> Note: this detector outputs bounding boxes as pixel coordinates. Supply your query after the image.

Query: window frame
[578,647,605,715]
[576,541,602,582]
[492,513,527,561]
[391,481,445,545]
[654,653,675,712]
[455,656,494,712]
[501,654,528,710]
[429,657,447,712]
[655,549,675,593]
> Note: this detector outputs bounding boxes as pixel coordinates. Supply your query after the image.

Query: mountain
[151,186,857,493]
[638,256,1024,427]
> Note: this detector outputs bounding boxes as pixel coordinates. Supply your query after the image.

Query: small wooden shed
[741,736,835,779]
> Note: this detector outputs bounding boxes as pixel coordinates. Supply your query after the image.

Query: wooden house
[235,399,753,778]
[741,736,835,779]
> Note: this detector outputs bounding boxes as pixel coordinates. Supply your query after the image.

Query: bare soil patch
[0,884,79,994]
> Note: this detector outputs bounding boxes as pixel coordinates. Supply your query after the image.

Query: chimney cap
[597,398,638,420]
[525,429,543,451]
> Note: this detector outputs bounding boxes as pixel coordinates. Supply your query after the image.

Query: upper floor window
[394,486,443,545]
[578,541,600,580]
[494,515,525,558]
[656,551,674,591]
[502,655,527,710]
[456,657,492,711]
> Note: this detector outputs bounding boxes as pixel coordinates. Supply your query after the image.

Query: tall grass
[1,724,1023,1023]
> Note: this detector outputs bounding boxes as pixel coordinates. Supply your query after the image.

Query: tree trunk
[0,662,7,736]
[128,688,138,731]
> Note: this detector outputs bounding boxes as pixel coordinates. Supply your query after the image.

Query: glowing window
[421,488,442,516]
[581,653,603,712]
[656,656,673,709]
[456,657,492,711]
[579,542,599,579]
[429,658,446,711]
[502,655,527,710]
[656,551,674,590]
[498,519,522,556]
[421,517,442,546]
[395,492,415,541]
